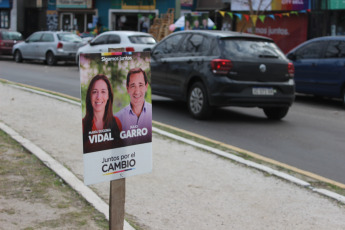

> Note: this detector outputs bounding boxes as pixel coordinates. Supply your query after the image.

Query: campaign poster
[184,12,209,30]
[79,51,152,185]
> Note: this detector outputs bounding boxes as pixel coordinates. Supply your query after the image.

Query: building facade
[4,0,345,52]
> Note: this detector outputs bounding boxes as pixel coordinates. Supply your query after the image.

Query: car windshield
[2,31,23,40]
[58,33,83,42]
[128,35,156,44]
[221,38,285,59]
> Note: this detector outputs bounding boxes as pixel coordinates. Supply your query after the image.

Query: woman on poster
[82,74,123,153]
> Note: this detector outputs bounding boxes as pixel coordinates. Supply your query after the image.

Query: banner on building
[57,0,92,9]
[236,14,308,53]
[231,0,309,11]
[184,12,210,30]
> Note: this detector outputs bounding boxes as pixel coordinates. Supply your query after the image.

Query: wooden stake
[109,178,126,230]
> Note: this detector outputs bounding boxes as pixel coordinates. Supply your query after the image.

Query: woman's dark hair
[82,74,121,151]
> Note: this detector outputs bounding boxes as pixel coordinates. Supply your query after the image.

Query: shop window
[0,10,10,28]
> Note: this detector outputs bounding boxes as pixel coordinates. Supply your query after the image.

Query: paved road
[1,57,345,186]
[1,80,345,230]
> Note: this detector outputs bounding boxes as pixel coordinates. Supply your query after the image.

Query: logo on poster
[102,152,136,173]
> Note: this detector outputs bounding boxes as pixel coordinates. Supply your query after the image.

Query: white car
[76,31,156,63]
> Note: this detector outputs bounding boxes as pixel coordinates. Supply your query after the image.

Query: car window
[153,34,184,55]
[325,40,345,58]
[180,34,210,55]
[210,39,220,56]
[58,33,83,42]
[27,33,42,42]
[294,41,325,60]
[41,33,54,42]
[221,38,285,59]
[92,35,108,45]
[128,35,156,44]
[1,31,23,40]
[108,35,120,44]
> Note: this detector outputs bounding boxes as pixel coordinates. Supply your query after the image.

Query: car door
[166,33,211,97]
[36,32,55,59]
[150,33,185,97]
[292,40,327,95]
[315,40,345,97]
[20,32,42,58]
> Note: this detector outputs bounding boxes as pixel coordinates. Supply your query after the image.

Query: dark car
[286,36,345,107]
[12,31,85,65]
[151,30,295,120]
[0,29,23,55]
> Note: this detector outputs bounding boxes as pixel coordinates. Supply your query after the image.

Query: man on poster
[116,67,152,146]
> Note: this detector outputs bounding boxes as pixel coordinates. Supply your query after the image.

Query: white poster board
[80,52,152,185]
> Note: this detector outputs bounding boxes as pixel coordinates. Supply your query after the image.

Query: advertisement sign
[231,0,309,11]
[56,0,92,8]
[80,52,152,185]
[0,0,10,8]
[236,14,308,53]
[184,12,210,30]
[329,0,345,10]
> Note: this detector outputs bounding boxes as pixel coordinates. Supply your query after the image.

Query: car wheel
[188,82,213,119]
[14,50,23,63]
[46,51,56,66]
[263,107,289,120]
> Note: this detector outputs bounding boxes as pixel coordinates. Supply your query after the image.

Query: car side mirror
[287,53,296,61]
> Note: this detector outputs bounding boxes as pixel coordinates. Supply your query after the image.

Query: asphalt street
[1,81,345,230]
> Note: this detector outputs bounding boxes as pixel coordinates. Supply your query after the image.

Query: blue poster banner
[0,0,11,8]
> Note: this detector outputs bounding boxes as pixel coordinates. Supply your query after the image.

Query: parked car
[286,36,345,106]
[76,31,156,64]
[12,31,85,65]
[0,29,23,56]
[150,30,295,120]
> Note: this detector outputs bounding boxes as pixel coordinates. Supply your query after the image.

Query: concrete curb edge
[0,122,135,230]
[152,127,345,205]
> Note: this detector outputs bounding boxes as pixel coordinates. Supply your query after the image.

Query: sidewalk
[1,81,345,230]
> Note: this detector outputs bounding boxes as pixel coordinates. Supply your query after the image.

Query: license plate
[252,87,275,95]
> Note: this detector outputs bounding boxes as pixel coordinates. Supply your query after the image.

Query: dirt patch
[0,130,109,230]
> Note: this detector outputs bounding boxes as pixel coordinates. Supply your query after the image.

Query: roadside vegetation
[0,129,109,229]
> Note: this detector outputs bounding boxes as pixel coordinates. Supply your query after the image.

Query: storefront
[0,0,11,28]
[108,1,158,32]
[56,0,96,33]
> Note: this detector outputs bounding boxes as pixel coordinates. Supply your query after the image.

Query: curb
[0,121,135,230]
[2,82,345,219]
[153,127,345,205]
